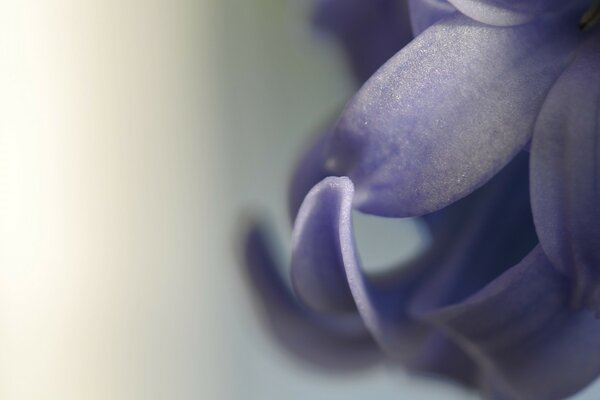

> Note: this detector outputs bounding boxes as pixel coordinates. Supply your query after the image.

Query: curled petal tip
[292,176,480,385]
[291,176,356,312]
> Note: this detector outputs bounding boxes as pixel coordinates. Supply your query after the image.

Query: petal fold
[330,13,583,217]
[531,33,600,314]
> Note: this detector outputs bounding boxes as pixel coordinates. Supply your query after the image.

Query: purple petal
[291,176,477,384]
[330,13,584,217]
[312,0,414,83]
[446,0,568,26]
[291,177,356,312]
[240,220,380,370]
[424,247,600,400]
[408,0,456,36]
[530,33,600,314]
[290,151,536,384]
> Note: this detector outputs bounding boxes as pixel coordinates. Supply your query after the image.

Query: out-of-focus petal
[530,33,600,314]
[312,0,413,83]
[288,127,333,223]
[408,0,456,35]
[424,247,600,400]
[240,220,380,370]
[446,0,568,26]
[330,13,583,217]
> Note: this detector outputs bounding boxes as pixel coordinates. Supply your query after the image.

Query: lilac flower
[240,1,600,398]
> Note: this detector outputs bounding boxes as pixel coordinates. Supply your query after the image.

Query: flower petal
[240,220,380,370]
[291,150,536,382]
[408,0,456,36]
[446,0,567,27]
[330,13,583,217]
[530,33,600,314]
[291,177,357,312]
[312,0,414,83]
[291,176,477,384]
[424,247,600,400]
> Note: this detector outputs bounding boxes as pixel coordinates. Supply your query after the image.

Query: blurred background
[1,1,599,399]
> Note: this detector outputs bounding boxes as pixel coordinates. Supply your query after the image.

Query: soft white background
[1,0,599,399]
